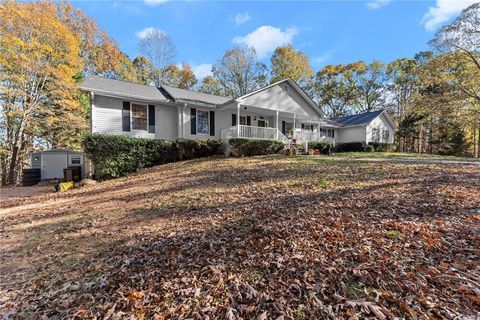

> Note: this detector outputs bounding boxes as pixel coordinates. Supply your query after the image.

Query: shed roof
[80,75,169,102]
[332,110,385,126]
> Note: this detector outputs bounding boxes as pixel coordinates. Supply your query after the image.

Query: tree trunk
[8,146,19,184]
[478,126,480,158]
[1,156,7,186]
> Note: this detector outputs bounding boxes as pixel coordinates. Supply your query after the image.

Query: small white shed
[30,149,88,181]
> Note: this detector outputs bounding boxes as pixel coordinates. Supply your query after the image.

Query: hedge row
[308,141,396,153]
[83,134,221,179]
[308,141,366,153]
[229,138,284,156]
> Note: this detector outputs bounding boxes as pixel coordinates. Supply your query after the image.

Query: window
[383,130,390,143]
[240,116,247,125]
[197,110,209,134]
[320,128,334,138]
[132,104,147,131]
[372,128,381,142]
[70,156,81,165]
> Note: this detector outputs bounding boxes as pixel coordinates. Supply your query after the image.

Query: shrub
[229,138,284,156]
[364,145,375,152]
[334,142,365,152]
[83,134,220,179]
[308,141,332,155]
[368,142,395,152]
[176,139,221,159]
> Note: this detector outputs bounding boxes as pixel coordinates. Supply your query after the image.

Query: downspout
[90,92,94,134]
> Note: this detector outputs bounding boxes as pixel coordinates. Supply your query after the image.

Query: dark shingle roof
[161,85,231,105]
[80,75,169,102]
[332,110,384,126]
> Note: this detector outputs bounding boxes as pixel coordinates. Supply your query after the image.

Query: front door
[257,119,268,127]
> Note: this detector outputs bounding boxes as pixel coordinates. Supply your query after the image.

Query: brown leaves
[1,157,480,318]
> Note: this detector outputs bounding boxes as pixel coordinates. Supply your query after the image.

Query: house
[80,75,397,145]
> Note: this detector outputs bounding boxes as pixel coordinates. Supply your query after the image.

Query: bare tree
[138,29,176,86]
[212,46,267,97]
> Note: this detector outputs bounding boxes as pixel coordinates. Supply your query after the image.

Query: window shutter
[282,121,286,134]
[122,101,131,132]
[190,108,197,135]
[246,116,251,126]
[332,130,335,138]
[209,111,215,136]
[232,114,237,126]
[148,105,155,133]
[301,123,305,129]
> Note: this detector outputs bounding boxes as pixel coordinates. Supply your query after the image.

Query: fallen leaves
[0,156,479,318]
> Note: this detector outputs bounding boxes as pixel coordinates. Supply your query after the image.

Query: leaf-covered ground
[1,156,479,319]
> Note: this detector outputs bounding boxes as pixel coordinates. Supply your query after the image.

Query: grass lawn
[334,151,480,162]
[1,156,479,318]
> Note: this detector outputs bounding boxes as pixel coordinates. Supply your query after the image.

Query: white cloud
[144,0,169,6]
[233,26,298,59]
[191,64,213,80]
[422,0,477,31]
[136,27,166,39]
[234,12,251,26]
[366,0,391,10]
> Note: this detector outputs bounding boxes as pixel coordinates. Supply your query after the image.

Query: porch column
[182,103,187,138]
[275,109,279,140]
[293,114,296,139]
[317,122,321,141]
[236,102,241,138]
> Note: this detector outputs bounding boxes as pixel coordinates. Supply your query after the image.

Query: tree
[138,29,176,86]
[0,1,82,183]
[430,4,480,157]
[59,3,129,80]
[351,60,389,113]
[270,44,313,86]
[212,46,267,97]
[314,64,358,118]
[163,62,197,89]
[199,76,223,96]
[133,56,155,85]
[386,58,418,122]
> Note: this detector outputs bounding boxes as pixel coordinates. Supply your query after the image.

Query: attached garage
[30,149,88,181]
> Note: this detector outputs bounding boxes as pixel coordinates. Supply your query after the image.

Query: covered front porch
[219,102,337,143]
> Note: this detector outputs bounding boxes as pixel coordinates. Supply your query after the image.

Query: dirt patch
[0,185,55,199]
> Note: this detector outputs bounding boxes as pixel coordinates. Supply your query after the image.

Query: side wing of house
[366,113,396,144]
[336,126,366,143]
[91,94,179,140]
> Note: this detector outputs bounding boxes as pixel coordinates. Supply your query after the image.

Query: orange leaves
[129,291,145,301]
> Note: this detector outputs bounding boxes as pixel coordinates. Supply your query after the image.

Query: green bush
[83,134,220,179]
[368,142,395,152]
[334,142,365,152]
[229,138,284,156]
[176,139,221,159]
[308,141,332,154]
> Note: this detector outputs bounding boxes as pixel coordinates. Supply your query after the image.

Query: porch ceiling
[220,103,318,121]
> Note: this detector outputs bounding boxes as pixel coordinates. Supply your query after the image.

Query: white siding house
[80,75,397,146]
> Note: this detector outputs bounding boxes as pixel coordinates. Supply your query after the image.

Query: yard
[0,155,479,319]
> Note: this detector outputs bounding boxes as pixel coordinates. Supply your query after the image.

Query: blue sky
[73,0,476,79]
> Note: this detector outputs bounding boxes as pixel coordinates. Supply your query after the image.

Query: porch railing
[221,125,288,143]
[295,130,330,142]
